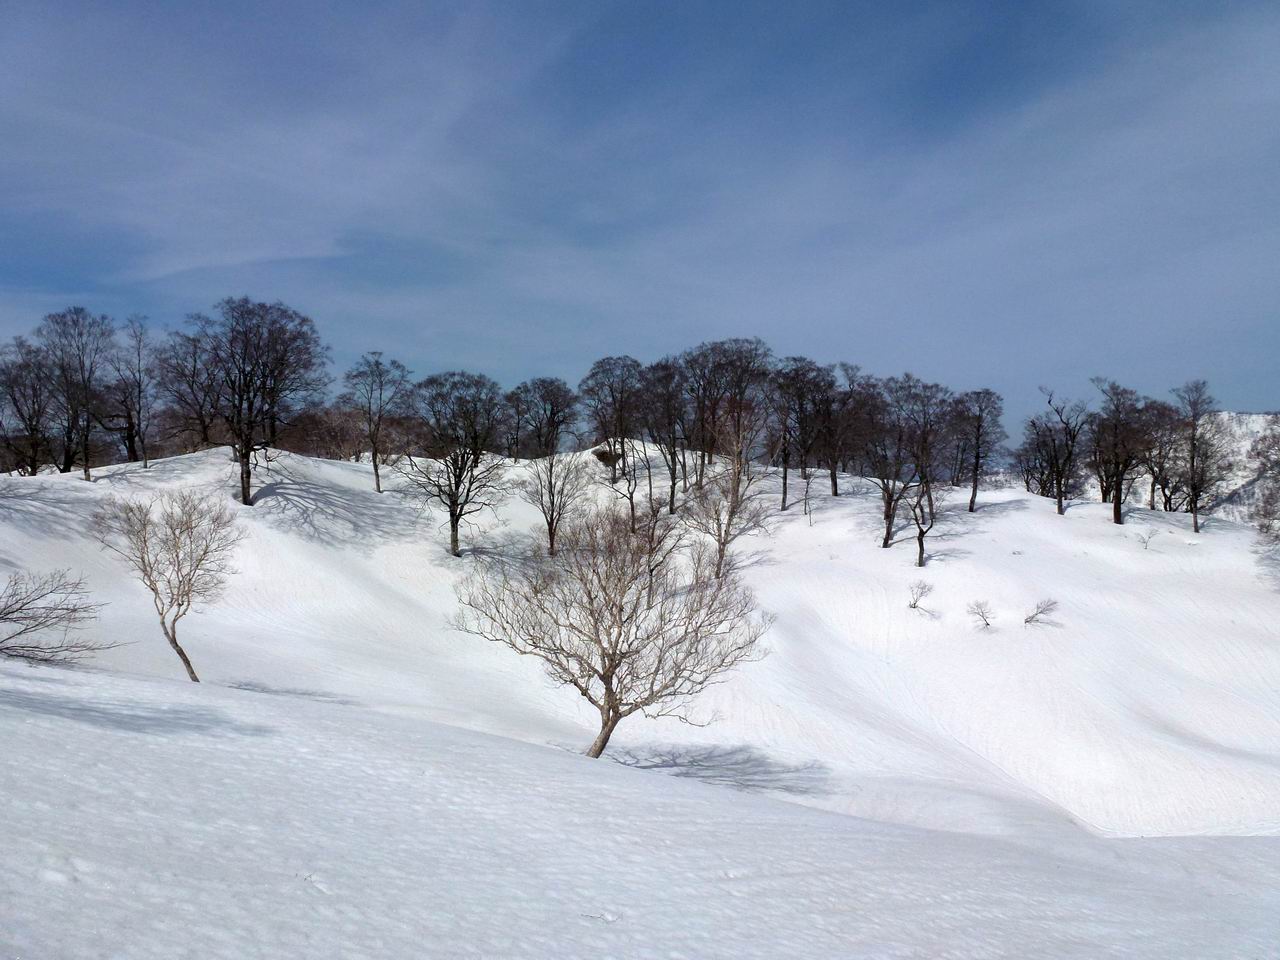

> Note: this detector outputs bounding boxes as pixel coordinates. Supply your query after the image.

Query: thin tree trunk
[1192,499,1200,534]
[81,419,92,481]
[916,529,926,567]
[1112,486,1123,525]
[968,443,981,512]
[163,622,200,682]
[449,515,461,557]
[586,712,621,758]
[373,452,382,493]
[780,452,789,511]
[882,500,895,548]
[829,461,839,497]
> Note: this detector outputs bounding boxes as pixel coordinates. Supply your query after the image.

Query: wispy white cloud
[1,2,1277,417]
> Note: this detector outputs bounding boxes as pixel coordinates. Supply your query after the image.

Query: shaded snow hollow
[2,448,1279,957]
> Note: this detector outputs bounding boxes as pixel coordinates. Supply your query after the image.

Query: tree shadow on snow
[228,680,358,706]
[612,744,831,797]
[0,686,272,737]
[0,480,96,540]
[250,465,419,553]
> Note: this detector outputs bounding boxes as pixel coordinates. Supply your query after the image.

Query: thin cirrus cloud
[0,1,1277,419]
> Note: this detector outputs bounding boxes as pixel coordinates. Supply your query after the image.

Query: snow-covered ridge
[3,446,1279,841]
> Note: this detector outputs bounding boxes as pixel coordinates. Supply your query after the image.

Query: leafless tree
[453,506,770,758]
[1023,391,1089,515]
[0,569,104,662]
[953,388,1006,512]
[680,339,773,488]
[905,481,947,567]
[38,307,116,479]
[93,491,243,682]
[101,316,157,466]
[892,374,954,566]
[0,337,55,476]
[341,352,412,493]
[771,357,833,511]
[682,407,773,578]
[579,356,643,483]
[864,376,917,548]
[907,580,933,610]
[520,451,592,555]
[638,359,688,514]
[153,329,222,450]
[505,377,578,459]
[1172,380,1230,533]
[398,371,508,557]
[1086,378,1155,525]
[1024,598,1059,625]
[966,600,994,628]
[193,298,329,505]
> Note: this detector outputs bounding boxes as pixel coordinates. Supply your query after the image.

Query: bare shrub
[1024,598,1059,625]
[0,569,104,662]
[908,580,933,610]
[453,506,771,758]
[1135,530,1159,550]
[93,491,243,682]
[966,600,994,628]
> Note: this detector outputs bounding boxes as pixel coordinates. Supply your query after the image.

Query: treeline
[0,298,1235,548]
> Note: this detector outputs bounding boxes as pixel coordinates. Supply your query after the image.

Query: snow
[2,447,1280,956]
[4,662,1279,959]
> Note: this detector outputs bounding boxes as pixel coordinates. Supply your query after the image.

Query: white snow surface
[3,448,1280,957]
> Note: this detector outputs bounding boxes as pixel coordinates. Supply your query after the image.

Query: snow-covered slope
[4,661,1279,960]
[4,448,1280,955]
[3,448,1280,840]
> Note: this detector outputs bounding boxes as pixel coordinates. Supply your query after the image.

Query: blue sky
[2,1,1277,419]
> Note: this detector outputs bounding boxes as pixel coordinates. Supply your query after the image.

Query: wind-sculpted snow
[2,447,1280,843]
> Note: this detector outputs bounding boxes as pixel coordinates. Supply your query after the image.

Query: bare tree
[1024,391,1089,515]
[682,407,773,578]
[1172,380,1230,533]
[398,371,508,557]
[953,388,1006,512]
[341,352,412,493]
[1135,530,1159,550]
[193,298,329,505]
[1024,598,1059,625]
[890,374,954,565]
[579,356,643,483]
[907,580,933,610]
[38,307,116,479]
[1086,378,1154,525]
[0,569,103,662]
[520,451,592,555]
[1139,400,1183,512]
[153,329,222,451]
[101,316,156,466]
[771,357,833,511]
[638,359,688,514]
[505,377,578,459]
[864,377,917,548]
[453,506,770,758]
[93,491,243,682]
[0,337,55,476]
[966,600,994,628]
